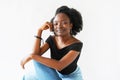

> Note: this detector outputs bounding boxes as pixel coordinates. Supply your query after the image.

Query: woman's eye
[53,23,58,26]
[62,21,68,24]
[53,21,69,26]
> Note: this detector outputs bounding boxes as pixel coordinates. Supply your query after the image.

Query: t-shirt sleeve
[45,35,51,44]
[45,35,54,47]
[70,43,83,52]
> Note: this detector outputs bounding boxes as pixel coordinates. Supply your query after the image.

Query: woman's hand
[20,54,32,69]
[36,21,53,37]
[39,22,53,31]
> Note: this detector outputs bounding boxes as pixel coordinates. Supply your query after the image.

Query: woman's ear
[70,23,73,29]
[50,17,54,31]
[51,24,54,31]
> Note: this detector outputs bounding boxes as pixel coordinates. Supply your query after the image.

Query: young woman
[21,5,83,80]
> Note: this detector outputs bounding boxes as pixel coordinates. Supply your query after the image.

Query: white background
[0,0,120,80]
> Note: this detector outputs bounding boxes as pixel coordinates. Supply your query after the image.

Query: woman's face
[53,13,73,36]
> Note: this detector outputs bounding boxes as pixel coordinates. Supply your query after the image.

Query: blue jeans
[57,66,83,80]
[22,60,83,80]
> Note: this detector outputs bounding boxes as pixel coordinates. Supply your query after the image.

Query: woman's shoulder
[73,37,83,44]
[46,35,55,39]
[48,35,55,38]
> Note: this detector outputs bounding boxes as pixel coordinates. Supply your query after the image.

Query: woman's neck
[55,35,73,44]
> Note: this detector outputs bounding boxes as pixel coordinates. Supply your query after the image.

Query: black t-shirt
[46,35,83,74]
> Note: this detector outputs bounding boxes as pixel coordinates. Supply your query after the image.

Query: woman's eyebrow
[53,19,69,22]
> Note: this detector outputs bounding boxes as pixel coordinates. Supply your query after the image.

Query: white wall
[0,0,119,80]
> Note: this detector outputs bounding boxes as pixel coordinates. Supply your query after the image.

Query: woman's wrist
[34,35,42,40]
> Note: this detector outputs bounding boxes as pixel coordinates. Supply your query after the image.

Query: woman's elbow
[55,62,66,71]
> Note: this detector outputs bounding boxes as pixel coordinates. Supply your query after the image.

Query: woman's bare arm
[20,22,53,69]
[31,50,80,71]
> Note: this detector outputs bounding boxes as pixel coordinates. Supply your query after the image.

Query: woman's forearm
[31,54,63,71]
[32,29,43,54]
[32,22,52,55]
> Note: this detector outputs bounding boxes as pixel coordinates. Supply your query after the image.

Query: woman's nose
[57,22,62,28]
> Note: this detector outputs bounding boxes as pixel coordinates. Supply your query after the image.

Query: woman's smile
[56,28,65,33]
